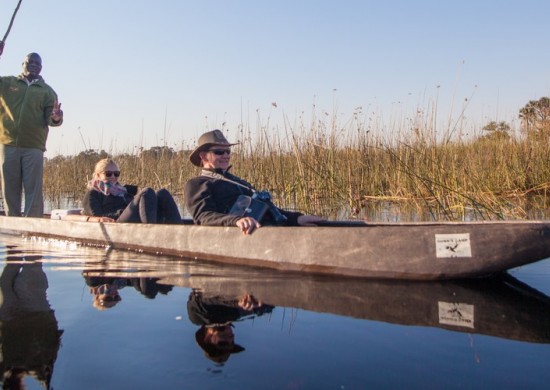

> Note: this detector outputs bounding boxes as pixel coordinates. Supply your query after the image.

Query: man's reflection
[83,273,173,310]
[0,255,63,389]
[187,289,274,364]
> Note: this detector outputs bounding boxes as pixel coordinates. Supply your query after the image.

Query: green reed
[42,112,550,221]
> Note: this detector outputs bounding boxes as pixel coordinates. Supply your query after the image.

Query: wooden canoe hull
[1,216,550,280]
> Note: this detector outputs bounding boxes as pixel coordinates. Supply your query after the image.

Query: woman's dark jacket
[184,168,302,226]
[82,185,138,220]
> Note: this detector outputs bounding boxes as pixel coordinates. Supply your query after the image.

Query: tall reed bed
[43,112,550,221]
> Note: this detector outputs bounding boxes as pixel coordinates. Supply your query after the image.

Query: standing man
[0,43,63,217]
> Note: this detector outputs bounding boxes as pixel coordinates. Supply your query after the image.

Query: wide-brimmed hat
[189,129,237,167]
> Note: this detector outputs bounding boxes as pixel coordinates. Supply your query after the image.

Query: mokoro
[0,213,549,280]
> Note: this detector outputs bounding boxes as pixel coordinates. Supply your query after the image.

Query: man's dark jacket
[184,168,302,226]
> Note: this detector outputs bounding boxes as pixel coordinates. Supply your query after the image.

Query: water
[1,234,550,389]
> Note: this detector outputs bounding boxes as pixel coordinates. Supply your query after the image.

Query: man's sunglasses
[208,149,231,156]
[104,171,120,177]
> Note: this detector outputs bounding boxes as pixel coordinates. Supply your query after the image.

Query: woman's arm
[82,190,124,220]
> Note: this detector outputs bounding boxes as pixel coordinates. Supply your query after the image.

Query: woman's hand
[87,216,115,223]
[236,216,261,235]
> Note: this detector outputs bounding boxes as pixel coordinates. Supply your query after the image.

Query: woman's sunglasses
[104,171,120,177]
[208,149,231,156]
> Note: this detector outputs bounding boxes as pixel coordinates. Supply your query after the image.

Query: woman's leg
[117,188,158,223]
[156,188,182,224]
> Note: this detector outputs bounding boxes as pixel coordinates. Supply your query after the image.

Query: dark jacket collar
[203,166,233,175]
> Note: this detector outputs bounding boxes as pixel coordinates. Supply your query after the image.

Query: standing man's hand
[51,101,63,123]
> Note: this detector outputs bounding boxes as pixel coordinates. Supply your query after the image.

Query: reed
[42,110,550,221]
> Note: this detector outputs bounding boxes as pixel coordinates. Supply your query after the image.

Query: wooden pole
[1,0,24,47]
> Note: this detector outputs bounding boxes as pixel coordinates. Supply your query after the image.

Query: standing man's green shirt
[0,48,63,217]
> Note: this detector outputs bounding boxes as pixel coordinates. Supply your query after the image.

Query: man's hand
[238,294,262,310]
[51,101,63,123]
[236,216,261,235]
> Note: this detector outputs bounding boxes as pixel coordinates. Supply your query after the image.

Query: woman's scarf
[87,179,128,197]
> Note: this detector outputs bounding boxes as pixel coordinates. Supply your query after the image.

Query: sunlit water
[1,233,549,389]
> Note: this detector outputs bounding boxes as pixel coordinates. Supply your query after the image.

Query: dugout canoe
[0,212,549,280]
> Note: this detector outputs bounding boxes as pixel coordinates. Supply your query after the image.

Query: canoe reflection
[0,251,63,390]
[78,255,550,344]
[161,270,550,344]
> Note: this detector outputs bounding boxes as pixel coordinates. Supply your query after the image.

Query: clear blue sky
[1,0,549,157]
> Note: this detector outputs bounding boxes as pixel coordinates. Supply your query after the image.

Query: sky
[1,0,549,158]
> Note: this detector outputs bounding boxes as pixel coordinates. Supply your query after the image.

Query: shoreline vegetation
[43,98,550,222]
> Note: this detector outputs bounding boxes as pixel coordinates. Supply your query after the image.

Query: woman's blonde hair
[94,158,118,176]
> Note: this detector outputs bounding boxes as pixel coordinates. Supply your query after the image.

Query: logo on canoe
[438,301,474,328]
[435,233,472,258]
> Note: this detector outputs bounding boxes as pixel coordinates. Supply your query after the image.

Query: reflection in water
[78,250,550,345]
[187,290,274,364]
[1,237,550,388]
[0,247,63,390]
[162,268,550,345]
[83,272,174,310]
[83,267,278,364]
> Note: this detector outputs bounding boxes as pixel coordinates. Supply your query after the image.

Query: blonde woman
[82,158,181,224]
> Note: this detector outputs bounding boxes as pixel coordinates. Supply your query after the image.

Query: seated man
[184,130,325,234]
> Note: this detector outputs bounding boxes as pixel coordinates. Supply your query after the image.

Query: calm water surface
[1,233,549,389]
